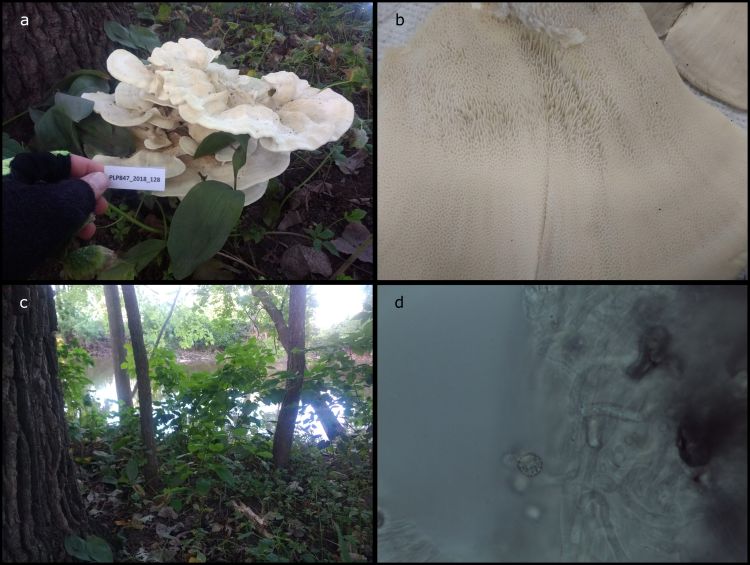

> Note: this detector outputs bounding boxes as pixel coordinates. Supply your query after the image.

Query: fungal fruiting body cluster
[83,38,354,205]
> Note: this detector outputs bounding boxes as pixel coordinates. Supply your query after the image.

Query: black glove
[3,152,97,279]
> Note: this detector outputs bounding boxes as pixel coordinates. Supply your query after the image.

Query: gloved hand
[2,152,109,278]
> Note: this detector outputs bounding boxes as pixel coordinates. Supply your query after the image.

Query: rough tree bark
[120,285,160,492]
[253,285,308,468]
[2,286,87,561]
[2,3,133,142]
[103,285,132,412]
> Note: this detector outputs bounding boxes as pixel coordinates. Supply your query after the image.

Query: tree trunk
[120,285,160,491]
[254,285,307,468]
[103,285,132,411]
[2,285,87,561]
[273,285,307,468]
[308,391,346,442]
[2,3,133,143]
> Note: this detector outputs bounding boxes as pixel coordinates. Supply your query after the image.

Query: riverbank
[83,339,219,364]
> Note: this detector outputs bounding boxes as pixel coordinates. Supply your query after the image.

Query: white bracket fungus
[82,37,355,205]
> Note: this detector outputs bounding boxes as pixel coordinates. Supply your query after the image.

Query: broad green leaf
[67,75,110,97]
[64,535,89,560]
[78,115,135,158]
[52,69,111,95]
[128,25,161,53]
[101,475,119,486]
[54,93,94,123]
[98,259,136,280]
[211,464,236,487]
[28,108,45,125]
[92,450,114,460]
[125,458,139,483]
[167,181,243,279]
[257,450,273,460]
[62,246,116,280]
[193,132,237,159]
[196,477,212,496]
[122,239,166,272]
[2,133,24,159]
[85,535,113,563]
[104,20,137,49]
[35,106,79,152]
[207,442,225,453]
[170,498,183,512]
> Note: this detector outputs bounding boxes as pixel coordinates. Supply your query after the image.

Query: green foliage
[54,286,108,345]
[305,223,339,257]
[167,180,244,279]
[64,534,113,562]
[57,337,95,418]
[3,132,25,158]
[104,20,161,55]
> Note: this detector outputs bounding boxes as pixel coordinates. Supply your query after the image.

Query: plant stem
[2,110,29,127]
[216,251,265,277]
[107,204,161,234]
[330,235,372,279]
[279,153,331,210]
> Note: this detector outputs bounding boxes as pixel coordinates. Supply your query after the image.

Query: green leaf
[78,115,135,158]
[64,535,89,560]
[128,25,161,53]
[344,208,366,223]
[207,441,225,453]
[121,239,166,272]
[67,75,110,97]
[193,132,237,159]
[257,450,273,460]
[232,134,250,189]
[196,477,212,496]
[125,458,139,483]
[98,259,136,280]
[101,475,119,486]
[210,464,236,486]
[167,181,244,279]
[262,200,280,228]
[112,435,132,451]
[35,106,78,152]
[62,246,116,280]
[104,20,137,49]
[2,133,24,159]
[85,535,113,563]
[156,3,172,23]
[52,69,111,95]
[322,240,340,257]
[170,497,183,512]
[54,92,94,123]
[28,108,45,125]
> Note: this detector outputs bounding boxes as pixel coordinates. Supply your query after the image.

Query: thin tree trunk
[254,285,307,468]
[120,285,160,491]
[103,285,132,411]
[309,391,346,442]
[2,285,88,561]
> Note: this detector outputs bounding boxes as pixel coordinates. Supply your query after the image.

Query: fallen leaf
[331,223,373,263]
[335,148,368,175]
[280,244,332,278]
[278,210,303,230]
[158,506,179,520]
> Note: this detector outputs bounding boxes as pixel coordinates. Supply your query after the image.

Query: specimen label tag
[104,166,166,191]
